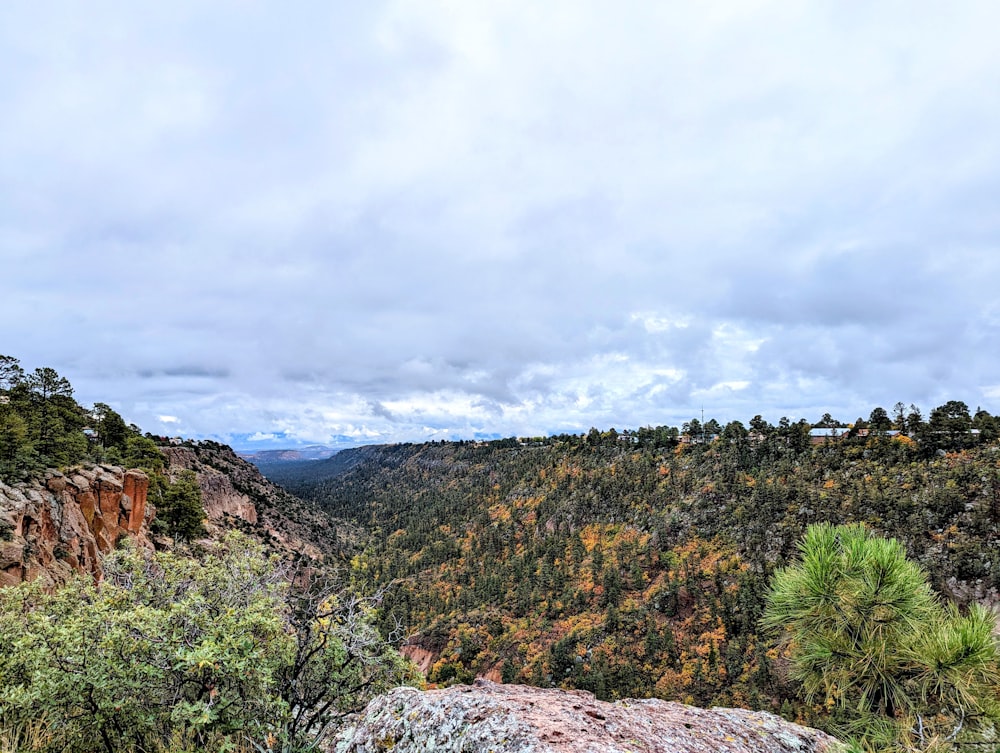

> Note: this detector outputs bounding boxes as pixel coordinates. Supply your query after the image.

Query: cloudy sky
[3,2,1000,449]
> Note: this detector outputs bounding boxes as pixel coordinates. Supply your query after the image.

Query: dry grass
[0,719,53,753]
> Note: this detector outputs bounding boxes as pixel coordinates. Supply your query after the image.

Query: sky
[3,2,1000,450]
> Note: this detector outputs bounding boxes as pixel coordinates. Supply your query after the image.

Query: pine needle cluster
[763,523,1000,752]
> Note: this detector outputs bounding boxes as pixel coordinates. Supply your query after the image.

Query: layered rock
[336,680,845,753]
[0,466,154,587]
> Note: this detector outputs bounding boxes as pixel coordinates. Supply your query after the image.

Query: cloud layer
[3,2,999,447]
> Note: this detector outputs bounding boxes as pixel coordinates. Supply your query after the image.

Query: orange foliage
[578,524,605,553]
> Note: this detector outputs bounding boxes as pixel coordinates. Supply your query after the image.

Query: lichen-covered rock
[0,466,154,586]
[336,680,846,753]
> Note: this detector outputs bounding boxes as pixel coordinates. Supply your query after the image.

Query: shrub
[0,533,417,753]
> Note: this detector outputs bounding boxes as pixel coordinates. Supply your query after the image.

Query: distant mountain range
[237,445,341,464]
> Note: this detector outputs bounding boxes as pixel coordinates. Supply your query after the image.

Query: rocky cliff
[162,446,260,525]
[160,441,357,563]
[0,440,356,586]
[335,680,845,753]
[0,465,154,586]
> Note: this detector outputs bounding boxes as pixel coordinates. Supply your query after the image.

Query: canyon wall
[0,465,154,586]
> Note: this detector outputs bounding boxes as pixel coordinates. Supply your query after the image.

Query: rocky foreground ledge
[335,680,844,753]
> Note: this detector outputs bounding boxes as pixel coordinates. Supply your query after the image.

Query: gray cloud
[3,2,1000,446]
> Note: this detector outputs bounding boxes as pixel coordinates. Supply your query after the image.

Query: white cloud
[246,432,279,442]
[2,2,1000,446]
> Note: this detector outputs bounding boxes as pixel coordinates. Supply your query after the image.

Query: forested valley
[275,410,1000,731]
[3,350,1000,751]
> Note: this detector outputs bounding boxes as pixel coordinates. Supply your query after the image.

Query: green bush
[0,533,418,753]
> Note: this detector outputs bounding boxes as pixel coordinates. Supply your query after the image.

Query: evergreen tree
[764,523,1000,751]
[0,354,24,392]
[156,470,207,540]
[0,406,33,478]
[90,402,130,452]
[927,400,974,451]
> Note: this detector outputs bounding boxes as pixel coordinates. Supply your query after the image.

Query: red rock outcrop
[337,680,847,753]
[0,466,155,587]
[400,644,436,676]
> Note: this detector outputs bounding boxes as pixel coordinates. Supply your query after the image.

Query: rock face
[161,447,259,524]
[0,466,154,587]
[337,680,845,753]
[160,441,357,562]
[0,441,353,587]
[400,644,436,677]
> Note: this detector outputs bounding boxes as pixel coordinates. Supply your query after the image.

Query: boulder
[336,680,845,753]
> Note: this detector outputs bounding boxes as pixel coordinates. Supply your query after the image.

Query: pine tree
[763,523,1000,750]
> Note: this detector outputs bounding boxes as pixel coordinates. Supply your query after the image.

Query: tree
[787,419,811,453]
[814,413,840,428]
[683,418,704,441]
[154,469,207,540]
[25,366,73,401]
[24,367,84,464]
[722,420,748,441]
[654,425,679,447]
[868,407,892,435]
[749,415,772,439]
[90,402,129,452]
[0,357,98,477]
[927,400,974,451]
[763,523,1000,751]
[123,434,166,473]
[973,408,999,442]
[278,571,419,746]
[0,354,23,392]
[893,402,908,433]
[0,406,33,479]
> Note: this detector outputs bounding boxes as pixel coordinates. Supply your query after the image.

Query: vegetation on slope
[160,439,360,564]
[0,355,212,540]
[0,356,415,752]
[279,416,1000,737]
